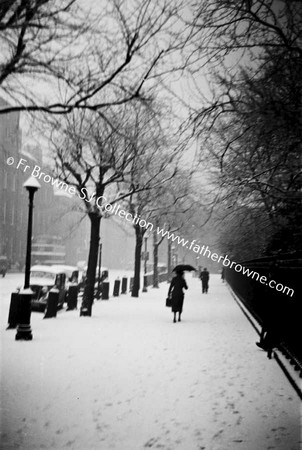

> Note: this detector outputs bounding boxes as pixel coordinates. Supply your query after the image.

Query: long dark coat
[168,275,188,313]
[200,270,209,292]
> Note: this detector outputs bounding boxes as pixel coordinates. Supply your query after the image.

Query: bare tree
[0,0,189,114]
[185,0,302,258]
[122,113,183,297]
[150,169,196,286]
[205,48,301,256]
[186,0,302,74]
[46,97,185,311]
[47,104,156,315]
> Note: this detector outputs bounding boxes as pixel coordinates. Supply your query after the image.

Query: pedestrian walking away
[167,270,188,323]
[200,267,210,293]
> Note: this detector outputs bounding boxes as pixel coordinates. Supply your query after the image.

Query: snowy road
[0,274,301,450]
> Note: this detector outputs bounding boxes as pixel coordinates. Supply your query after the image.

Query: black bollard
[7,291,21,329]
[44,288,59,319]
[66,285,78,310]
[95,284,101,300]
[15,289,33,340]
[101,282,109,300]
[113,279,121,297]
[142,275,148,292]
[129,277,134,293]
[121,277,127,294]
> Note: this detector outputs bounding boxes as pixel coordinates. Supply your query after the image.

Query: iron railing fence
[225,253,302,368]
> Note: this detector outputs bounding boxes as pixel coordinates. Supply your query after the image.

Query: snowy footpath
[0,274,301,450]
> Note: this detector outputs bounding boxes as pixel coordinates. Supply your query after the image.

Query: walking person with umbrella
[167,265,195,323]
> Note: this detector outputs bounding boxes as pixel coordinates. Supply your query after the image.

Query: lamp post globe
[15,176,41,341]
[23,175,41,190]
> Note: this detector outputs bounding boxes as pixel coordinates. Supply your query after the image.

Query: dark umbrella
[172,264,196,272]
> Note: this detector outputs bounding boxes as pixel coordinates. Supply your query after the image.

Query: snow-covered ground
[0,273,300,450]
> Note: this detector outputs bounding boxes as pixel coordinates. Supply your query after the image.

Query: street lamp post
[15,176,41,341]
[142,236,148,292]
[171,245,175,268]
[167,241,172,283]
[196,256,200,278]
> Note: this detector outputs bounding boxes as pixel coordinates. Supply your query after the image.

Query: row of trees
[188,0,302,260]
[44,102,197,314]
[0,0,201,315]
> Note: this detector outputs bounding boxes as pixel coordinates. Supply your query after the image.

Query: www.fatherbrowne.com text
[103,201,294,298]
[155,229,294,298]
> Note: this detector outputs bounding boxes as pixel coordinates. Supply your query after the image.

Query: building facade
[0,97,24,265]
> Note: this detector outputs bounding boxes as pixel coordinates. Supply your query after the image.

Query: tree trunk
[153,231,159,288]
[80,213,101,316]
[132,225,144,297]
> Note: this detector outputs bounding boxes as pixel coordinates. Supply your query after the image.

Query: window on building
[11,207,15,225]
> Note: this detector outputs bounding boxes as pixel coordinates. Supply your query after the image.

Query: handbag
[166,296,172,307]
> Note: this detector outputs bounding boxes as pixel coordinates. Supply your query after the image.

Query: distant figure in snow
[168,270,188,323]
[221,267,225,282]
[200,268,210,293]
